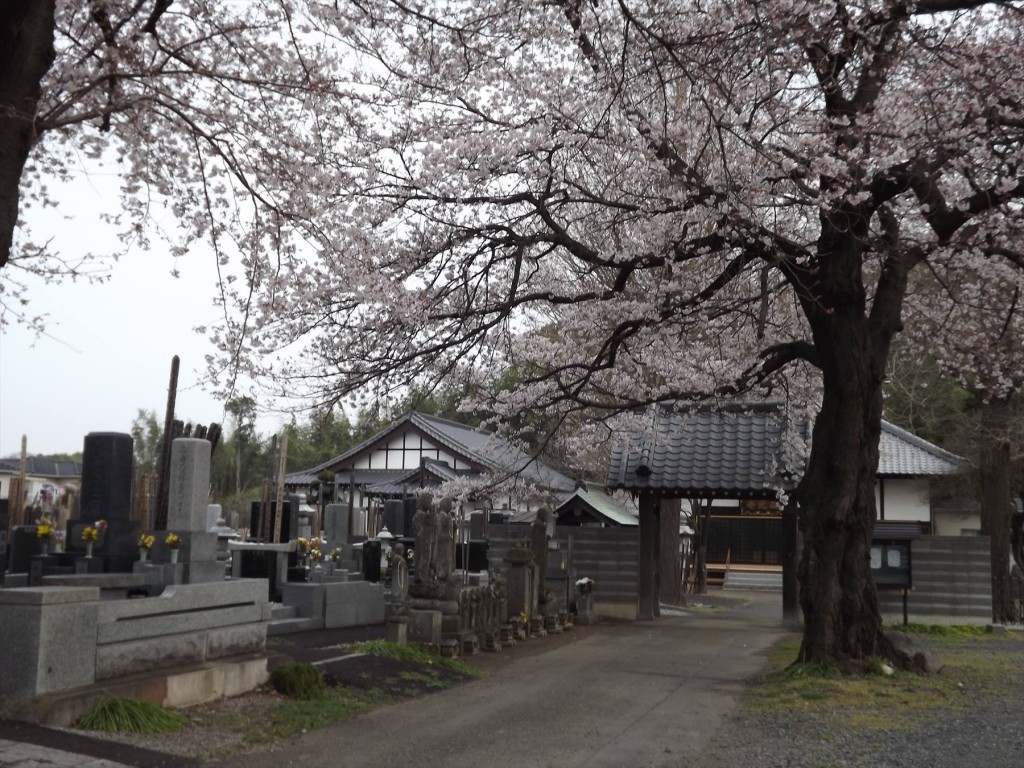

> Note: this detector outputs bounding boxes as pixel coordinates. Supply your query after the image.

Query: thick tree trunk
[979,403,1014,624]
[0,0,55,268]
[659,498,685,605]
[797,378,891,663]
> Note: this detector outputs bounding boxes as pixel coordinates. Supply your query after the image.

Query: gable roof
[607,403,964,496]
[288,411,576,493]
[555,486,639,526]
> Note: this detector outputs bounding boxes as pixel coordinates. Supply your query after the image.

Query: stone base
[439,639,460,658]
[386,618,408,644]
[481,629,502,652]
[529,617,546,637]
[408,609,442,645]
[324,582,385,628]
[462,633,480,656]
[498,625,516,646]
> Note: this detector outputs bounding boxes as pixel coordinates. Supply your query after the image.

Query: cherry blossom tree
[220,0,1024,664]
[0,0,345,335]
[5,2,1023,665]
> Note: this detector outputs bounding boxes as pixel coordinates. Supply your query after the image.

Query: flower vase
[85,542,94,559]
[170,549,179,564]
[139,549,149,562]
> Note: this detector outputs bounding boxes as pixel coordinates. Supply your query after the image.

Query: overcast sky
[0,169,287,458]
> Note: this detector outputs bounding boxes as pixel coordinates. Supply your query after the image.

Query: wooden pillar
[638,492,659,620]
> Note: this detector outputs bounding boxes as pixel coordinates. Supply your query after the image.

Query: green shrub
[76,698,186,734]
[271,663,326,699]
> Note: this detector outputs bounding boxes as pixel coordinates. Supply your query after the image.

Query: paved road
[213,593,788,768]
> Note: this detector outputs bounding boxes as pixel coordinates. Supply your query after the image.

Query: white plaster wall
[933,510,982,537]
[876,478,930,523]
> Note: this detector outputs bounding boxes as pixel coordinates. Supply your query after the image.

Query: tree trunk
[659,498,685,605]
[0,0,55,268]
[979,402,1014,624]
[693,500,710,595]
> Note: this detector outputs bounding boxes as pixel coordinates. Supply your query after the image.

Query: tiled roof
[878,422,962,476]
[607,403,791,495]
[289,411,576,493]
[0,457,82,479]
[363,460,471,495]
[607,404,963,494]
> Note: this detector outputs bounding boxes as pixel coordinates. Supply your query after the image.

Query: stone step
[271,604,298,621]
[267,616,325,636]
[723,571,783,591]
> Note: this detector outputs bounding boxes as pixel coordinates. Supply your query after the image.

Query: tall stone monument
[163,437,222,583]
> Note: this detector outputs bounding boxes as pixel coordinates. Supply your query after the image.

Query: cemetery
[0,425,606,726]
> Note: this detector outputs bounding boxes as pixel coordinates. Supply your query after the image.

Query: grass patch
[399,670,451,689]
[893,623,987,637]
[271,663,326,699]
[747,632,1024,734]
[245,687,389,743]
[76,698,187,734]
[355,640,483,677]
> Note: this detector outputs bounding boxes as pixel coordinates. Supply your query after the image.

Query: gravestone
[80,432,134,521]
[324,503,351,554]
[7,526,43,573]
[402,496,416,538]
[382,499,405,536]
[163,438,221,583]
[530,506,551,615]
[168,438,211,531]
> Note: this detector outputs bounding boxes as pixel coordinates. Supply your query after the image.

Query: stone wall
[877,536,992,625]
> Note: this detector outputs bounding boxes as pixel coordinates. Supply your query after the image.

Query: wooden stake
[272,432,289,543]
[154,356,180,530]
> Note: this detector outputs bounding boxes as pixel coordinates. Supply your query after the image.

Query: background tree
[129,409,162,475]
[220,1,1024,666]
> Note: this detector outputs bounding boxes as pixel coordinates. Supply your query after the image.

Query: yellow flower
[165,533,182,549]
[138,534,156,550]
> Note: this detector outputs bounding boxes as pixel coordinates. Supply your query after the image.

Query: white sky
[0,170,288,458]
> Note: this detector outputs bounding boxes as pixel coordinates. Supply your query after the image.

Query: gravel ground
[699,633,1024,768]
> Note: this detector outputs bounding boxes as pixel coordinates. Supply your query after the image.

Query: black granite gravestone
[80,432,134,521]
[250,500,301,542]
[362,539,382,582]
[237,548,281,600]
[7,526,44,573]
[383,499,405,536]
[455,540,489,572]
[403,496,416,537]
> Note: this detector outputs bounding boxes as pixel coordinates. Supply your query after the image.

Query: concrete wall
[878,536,992,625]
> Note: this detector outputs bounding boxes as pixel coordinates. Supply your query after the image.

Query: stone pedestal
[408,608,442,645]
[386,616,408,644]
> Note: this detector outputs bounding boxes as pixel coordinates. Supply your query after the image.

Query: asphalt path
[212,592,788,768]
